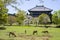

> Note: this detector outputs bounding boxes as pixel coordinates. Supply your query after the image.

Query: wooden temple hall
[28,5,53,24]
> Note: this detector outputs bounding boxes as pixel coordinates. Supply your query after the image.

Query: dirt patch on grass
[0,34,52,40]
[15,34,51,40]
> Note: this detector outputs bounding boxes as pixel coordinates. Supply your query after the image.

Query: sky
[6,0,60,14]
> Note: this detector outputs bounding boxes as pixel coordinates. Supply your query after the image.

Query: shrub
[0,27,6,30]
[56,25,60,28]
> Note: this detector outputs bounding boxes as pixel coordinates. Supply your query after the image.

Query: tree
[8,14,16,26]
[16,10,26,25]
[52,10,60,24]
[38,13,50,24]
[0,1,8,25]
[31,17,39,26]
[0,0,21,11]
[0,13,8,25]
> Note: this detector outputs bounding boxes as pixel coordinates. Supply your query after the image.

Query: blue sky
[6,0,60,14]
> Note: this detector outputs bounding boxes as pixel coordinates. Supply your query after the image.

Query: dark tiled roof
[28,5,53,11]
[8,14,16,16]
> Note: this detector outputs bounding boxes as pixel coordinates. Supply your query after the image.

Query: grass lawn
[0,26,60,40]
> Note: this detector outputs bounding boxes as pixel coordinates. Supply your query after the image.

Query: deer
[42,31,49,33]
[33,30,37,35]
[9,32,16,37]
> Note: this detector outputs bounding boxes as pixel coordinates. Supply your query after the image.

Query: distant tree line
[0,9,60,26]
[0,0,60,26]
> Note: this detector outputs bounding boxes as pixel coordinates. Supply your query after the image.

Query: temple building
[25,5,52,25]
[28,5,53,24]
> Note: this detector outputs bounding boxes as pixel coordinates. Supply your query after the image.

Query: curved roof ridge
[28,5,53,11]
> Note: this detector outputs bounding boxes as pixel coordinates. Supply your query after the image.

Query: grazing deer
[33,30,37,35]
[42,31,52,40]
[42,31,49,33]
[9,32,16,37]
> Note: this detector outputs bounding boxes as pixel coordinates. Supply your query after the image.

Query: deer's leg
[9,33,11,37]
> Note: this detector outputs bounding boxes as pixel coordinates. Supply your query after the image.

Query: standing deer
[25,30,27,34]
[33,30,37,35]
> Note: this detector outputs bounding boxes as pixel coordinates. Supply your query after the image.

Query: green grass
[0,26,60,40]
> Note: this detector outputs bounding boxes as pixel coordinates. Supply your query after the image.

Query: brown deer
[25,30,27,34]
[33,30,37,35]
[42,31,52,40]
[9,32,16,37]
[42,31,49,33]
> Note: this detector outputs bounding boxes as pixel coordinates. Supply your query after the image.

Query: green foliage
[16,10,26,25]
[0,0,8,25]
[0,27,6,30]
[0,13,8,24]
[52,10,60,24]
[0,0,17,5]
[38,13,50,24]
[0,0,20,11]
